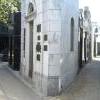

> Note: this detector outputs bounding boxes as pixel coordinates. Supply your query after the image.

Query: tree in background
[0,0,21,24]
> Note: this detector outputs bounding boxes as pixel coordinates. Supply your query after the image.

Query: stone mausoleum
[21,0,79,96]
[92,22,100,57]
[79,7,92,66]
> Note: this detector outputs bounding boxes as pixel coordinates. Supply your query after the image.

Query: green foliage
[0,0,21,24]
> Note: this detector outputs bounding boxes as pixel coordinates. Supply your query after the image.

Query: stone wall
[21,0,79,96]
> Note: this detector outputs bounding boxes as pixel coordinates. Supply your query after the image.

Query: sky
[79,0,100,22]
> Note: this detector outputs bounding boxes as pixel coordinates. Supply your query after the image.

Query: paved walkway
[0,62,42,100]
[0,61,100,100]
[54,60,100,100]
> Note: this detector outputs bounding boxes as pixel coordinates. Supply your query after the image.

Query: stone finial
[84,6,91,20]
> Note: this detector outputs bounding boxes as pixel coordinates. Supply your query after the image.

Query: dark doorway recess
[28,21,34,78]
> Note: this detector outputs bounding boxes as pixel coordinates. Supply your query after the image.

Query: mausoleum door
[29,21,34,78]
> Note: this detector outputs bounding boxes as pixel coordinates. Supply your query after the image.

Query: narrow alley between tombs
[54,60,100,100]
[0,60,100,100]
[0,62,41,100]
[0,0,100,100]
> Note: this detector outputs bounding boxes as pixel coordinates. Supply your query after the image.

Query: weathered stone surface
[21,0,79,96]
[47,76,59,96]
